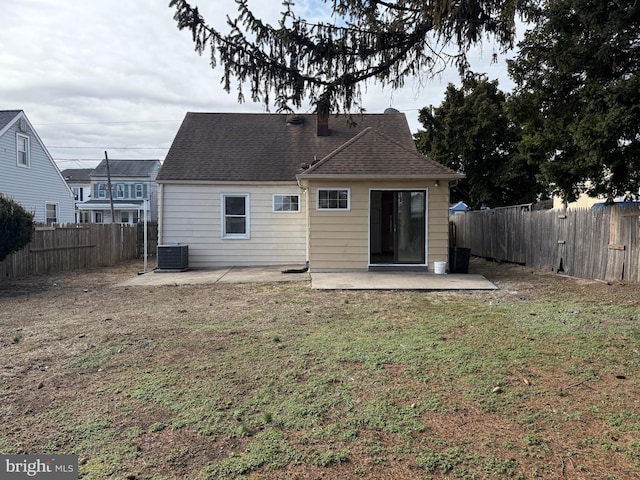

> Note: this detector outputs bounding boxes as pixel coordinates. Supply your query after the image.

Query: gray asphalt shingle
[300,127,460,177]
[0,110,22,131]
[91,159,160,178]
[157,112,442,182]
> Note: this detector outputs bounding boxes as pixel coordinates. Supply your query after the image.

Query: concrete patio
[117,265,497,290]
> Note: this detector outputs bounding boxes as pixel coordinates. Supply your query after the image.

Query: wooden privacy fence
[450,205,640,283]
[0,223,138,280]
[137,221,158,258]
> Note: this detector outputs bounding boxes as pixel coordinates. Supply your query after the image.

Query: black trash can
[449,247,471,274]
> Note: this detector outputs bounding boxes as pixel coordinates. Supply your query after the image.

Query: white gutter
[157,183,164,246]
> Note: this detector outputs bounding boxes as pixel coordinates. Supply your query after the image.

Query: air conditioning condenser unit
[157,244,189,270]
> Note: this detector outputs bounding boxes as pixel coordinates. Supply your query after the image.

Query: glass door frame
[368,188,428,267]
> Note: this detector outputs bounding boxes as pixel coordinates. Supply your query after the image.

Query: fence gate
[556,211,568,273]
[618,210,640,282]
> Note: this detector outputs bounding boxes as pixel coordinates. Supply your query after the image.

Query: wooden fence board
[137,221,158,258]
[0,224,138,280]
[451,205,640,283]
[605,249,625,282]
[620,207,640,282]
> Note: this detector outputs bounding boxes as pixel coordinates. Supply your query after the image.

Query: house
[0,110,75,224]
[77,159,161,224]
[553,194,640,210]
[157,112,462,272]
[449,201,469,215]
[552,183,640,210]
[60,168,93,223]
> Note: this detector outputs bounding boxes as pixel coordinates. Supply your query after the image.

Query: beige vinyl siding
[426,183,450,265]
[306,182,367,271]
[306,179,450,271]
[161,183,306,267]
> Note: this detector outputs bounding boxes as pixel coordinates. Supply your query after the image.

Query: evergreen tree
[170,0,523,113]
[0,194,33,263]
[415,78,543,208]
[508,0,640,202]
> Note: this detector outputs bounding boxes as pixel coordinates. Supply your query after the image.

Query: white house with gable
[0,110,75,223]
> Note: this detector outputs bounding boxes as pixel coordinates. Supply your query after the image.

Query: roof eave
[156,179,299,185]
[297,173,464,181]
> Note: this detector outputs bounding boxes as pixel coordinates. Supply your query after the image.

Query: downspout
[157,183,164,246]
[296,175,310,269]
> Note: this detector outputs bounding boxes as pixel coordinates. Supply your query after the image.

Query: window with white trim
[72,187,84,201]
[17,134,30,167]
[222,194,250,238]
[135,183,144,199]
[45,203,58,224]
[317,188,350,210]
[116,184,126,199]
[95,212,103,223]
[97,183,109,199]
[273,194,300,212]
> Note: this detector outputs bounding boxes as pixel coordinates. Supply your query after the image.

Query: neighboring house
[449,201,469,215]
[61,168,93,223]
[78,159,161,224]
[552,192,611,210]
[553,194,639,210]
[591,201,640,211]
[0,110,75,224]
[552,184,640,210]
[157,112,461,272]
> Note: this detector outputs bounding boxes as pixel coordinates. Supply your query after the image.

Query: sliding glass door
[370,190,426,265]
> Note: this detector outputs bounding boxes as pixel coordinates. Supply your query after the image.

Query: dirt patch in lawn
[1,258,639,479]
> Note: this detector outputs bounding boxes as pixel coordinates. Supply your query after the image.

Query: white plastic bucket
[434,261,447,274]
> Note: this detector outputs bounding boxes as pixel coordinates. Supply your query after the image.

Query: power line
[55,158,154,163]
[34,119,180,126]
[54,159,101,162]
[47,146,169,150]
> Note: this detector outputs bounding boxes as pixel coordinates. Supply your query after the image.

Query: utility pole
[104,151,116,223]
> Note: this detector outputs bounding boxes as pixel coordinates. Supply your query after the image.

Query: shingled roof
[91,159,160,178]
[0,110,22,132]
[157,112,436,182]
[61,168,93,182]
[299,127,460,178]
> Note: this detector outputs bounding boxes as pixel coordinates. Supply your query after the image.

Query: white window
[135,183,144,199]
[17,134,30,167]
[95,212,103,223]
[72,187,84,202]
[45,203,58,224]
[116,184,126,199]
[273,194,300,212]
[317,188,350,210]
[98,183,109,199]
[222,194,249,239]
[120,211,129,223]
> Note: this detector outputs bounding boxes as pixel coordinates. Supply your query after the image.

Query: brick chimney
[316,101,330,137]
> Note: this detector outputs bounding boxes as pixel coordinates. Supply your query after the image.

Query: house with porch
[157,112,461,272]
[60,168,93,223]
[0,110,75,223]
[78,159,161,224]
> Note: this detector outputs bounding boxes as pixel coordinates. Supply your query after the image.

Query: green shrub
[0,194,34,262]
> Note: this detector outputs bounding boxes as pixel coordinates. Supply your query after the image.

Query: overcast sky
[0,0,516,169]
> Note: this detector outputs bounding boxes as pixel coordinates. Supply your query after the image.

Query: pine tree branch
[170,0,520,113]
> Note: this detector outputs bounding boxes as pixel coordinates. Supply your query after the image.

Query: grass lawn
[1,259,639,479]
